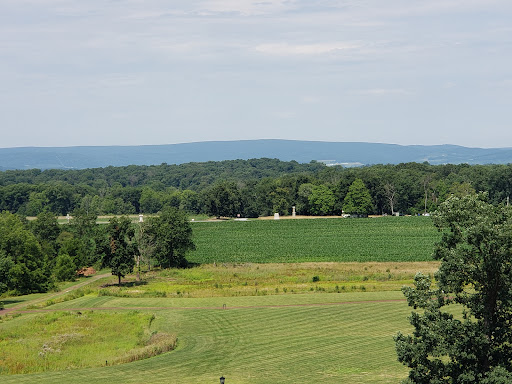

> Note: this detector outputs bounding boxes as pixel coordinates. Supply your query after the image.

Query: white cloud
[196,0,290,16]
[353,89,412,96]
[254,42,361,56]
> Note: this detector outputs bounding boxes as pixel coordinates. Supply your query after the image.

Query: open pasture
[1,291,413,384]
[190,216,439,263]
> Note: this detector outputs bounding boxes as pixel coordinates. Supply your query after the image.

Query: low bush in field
[0,311,175,374]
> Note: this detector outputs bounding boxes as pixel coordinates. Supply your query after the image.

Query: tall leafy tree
[68,208,102,266]
[29,211,61,266]
[104,216,136,285]
[342,178,373,215]
[149,207,195,268]
[395,194,512,383]
[0,211,51,294]
[135,220,157,277]
[308,185,336,216]
[202,182,242,218]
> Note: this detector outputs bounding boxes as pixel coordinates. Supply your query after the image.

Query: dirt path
[0,273,112,316]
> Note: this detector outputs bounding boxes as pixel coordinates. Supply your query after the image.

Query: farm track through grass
[190,216,439,263]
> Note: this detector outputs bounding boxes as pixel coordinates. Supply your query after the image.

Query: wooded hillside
[1,159,511,217]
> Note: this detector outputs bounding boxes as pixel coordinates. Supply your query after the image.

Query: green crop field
[190,216,439,263]
[1,291,413,384]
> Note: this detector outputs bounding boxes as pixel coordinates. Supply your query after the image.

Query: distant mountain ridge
[1,140,512,170]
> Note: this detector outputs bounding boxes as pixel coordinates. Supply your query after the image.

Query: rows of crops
[190,216,439,264]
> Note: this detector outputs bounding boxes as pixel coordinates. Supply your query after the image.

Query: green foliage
[148,207,195,268]
[54,254,76,282]
[343,178,373,215]
[395,194,512,382]
[66,209,104,267]
[308,185,336,215]
[0,212,51,294]
[0,252,13,293]
[202,181,242,218]
[3,160,512,218]
[104,216,137,285]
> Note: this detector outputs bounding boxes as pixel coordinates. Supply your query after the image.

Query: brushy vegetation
[0,311,175,374]
[95,262,439,298]
[190,216,439,263]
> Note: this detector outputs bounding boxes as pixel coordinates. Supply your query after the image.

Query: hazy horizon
[1,138,511,151]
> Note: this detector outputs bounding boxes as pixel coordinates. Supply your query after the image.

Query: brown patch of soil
[77,267,97,277]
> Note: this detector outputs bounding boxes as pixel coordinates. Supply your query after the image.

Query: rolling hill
[1,140,512,170]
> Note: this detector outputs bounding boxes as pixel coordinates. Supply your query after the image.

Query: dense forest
[1,158,511,218]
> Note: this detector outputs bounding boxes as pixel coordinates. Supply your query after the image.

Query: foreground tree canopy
[395,194,512,383]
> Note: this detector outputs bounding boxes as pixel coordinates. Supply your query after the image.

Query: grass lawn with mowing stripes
[1,292,412,384]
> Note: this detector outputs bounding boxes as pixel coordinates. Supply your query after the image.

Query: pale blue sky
[1,0,511,148]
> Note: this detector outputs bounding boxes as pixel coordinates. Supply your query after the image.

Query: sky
[1,0,512,149]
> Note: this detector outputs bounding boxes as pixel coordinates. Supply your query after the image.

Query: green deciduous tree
[342,178,373,215]
[202,182,242,218]
[395,194,512,383]
[308,185,336,216]
[104,216,136,285]
[0,211,51,294]
[148,207,195,268]
[54,253,77,282]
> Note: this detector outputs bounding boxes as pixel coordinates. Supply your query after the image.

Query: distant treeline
[1,158,511,217]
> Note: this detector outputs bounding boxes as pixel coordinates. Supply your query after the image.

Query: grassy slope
[190,216,439,263]
[2,292,411,384]
[0,311,168,374]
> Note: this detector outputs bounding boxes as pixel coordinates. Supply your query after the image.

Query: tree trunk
[136,254,140,282]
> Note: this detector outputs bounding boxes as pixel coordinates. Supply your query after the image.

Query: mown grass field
[1,291,413,384]
[190,216,439,263]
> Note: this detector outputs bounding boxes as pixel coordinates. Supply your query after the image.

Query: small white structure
[274,213,280,220]
[292,206,296,218]
[139,214,144,223]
